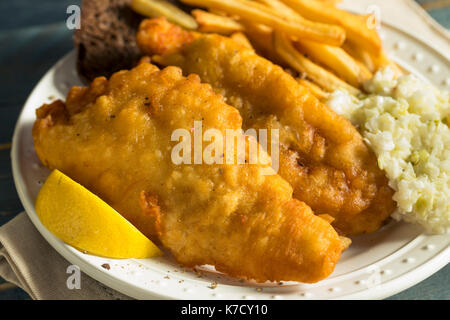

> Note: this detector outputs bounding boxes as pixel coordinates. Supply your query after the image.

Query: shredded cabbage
[326,68,450,234]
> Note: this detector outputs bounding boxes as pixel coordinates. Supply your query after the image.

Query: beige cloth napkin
[1,0,449,300]
[0,212,130,299]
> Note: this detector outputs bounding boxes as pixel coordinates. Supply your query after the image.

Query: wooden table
[0,0,448,300]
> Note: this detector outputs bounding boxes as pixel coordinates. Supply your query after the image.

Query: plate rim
[11,22,450,300]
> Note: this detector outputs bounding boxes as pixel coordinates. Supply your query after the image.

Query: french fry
[356,59,374,81]
[295,40,372,87]
[280,0,382,53]
[297,78,329,100]
[274,31,360,95]
[318,0,342,4]
[192,9,244,34]
[243,23,283,64]
[181,0,346,45]
[208,8,231,16]
[255,0,299,19]
[131,0,198,30]
[230,32,254,49]
[373,51,404,77]
[257,0,372,86]
[343,41,403,77]
[342,41,376,73]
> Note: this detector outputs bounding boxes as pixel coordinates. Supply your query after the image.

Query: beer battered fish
[33,62,346,283]
[137,18,396,235]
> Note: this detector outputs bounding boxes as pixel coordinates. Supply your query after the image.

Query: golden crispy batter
[137,18,395,235]
[136,18,198,56]
[33,62,345,283]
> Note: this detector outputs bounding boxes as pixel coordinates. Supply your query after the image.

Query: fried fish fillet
[33,62,345,283]
[136,18,395,235]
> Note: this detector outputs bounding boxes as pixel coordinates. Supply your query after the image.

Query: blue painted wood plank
[0,0,80,32]
[0,285,32,300]
[428,8,450,28]
[0,148,23,226]
[0,24,74,142]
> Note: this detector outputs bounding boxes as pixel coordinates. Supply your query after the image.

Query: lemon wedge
[35,169,162,259]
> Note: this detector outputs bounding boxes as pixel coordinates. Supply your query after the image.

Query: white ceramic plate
[11,22,450,300]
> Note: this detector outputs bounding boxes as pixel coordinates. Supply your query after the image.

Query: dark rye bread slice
[74,0,144,82]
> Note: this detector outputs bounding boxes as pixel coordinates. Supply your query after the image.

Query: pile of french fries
[131,0,402,100]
